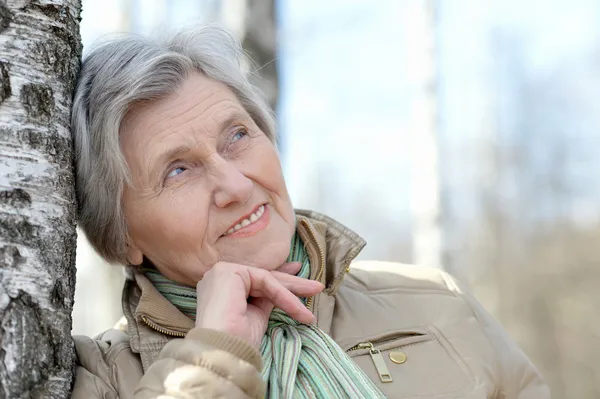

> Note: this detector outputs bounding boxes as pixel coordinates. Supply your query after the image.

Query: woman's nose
[211,157,253,208]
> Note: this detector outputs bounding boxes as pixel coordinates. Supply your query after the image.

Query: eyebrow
[214,110,253,134]
[156,144,193,169]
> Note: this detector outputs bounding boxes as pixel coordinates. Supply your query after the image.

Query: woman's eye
[166,166,186,179]
[232,128,248,143]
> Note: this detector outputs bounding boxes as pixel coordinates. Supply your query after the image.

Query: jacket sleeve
[134,328,265,399]
[71,328,265,399]
[442,272,551,399]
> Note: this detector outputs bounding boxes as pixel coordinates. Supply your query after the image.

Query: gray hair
[71,25,276,264]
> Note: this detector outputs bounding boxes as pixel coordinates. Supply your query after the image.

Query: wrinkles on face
[149,80,220,136]
[121,72,296,286]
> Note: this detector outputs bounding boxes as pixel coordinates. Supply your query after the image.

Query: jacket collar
[121,210,366,370]
[294,209,366,293]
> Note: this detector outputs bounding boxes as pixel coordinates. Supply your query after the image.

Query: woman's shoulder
[334,261,473,342]
[73,328,141,376]
[72,329,144,398]
[342,260,459,294]
[335,260,497,357]
[339,260,493,333]
[73,328,133,365]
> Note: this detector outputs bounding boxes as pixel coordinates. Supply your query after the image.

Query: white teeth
[224,205,266,235]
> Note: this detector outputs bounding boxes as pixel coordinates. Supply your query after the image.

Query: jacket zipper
[348,342,393,383]
[300,218,325,311]
[347,331,429,383]
[141,315,186,338]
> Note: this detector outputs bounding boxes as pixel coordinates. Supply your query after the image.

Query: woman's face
[121,72,296,286]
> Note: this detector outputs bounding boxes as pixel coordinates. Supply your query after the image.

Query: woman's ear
[126,243,144,266]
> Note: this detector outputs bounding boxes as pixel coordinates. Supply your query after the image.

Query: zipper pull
[366,343,393,383]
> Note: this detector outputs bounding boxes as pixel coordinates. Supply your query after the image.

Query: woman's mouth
[222,204,269,237]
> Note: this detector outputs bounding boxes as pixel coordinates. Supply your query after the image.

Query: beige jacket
[72,210,550,398]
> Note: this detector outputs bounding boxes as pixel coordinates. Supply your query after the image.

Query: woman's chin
[220,238,292,271]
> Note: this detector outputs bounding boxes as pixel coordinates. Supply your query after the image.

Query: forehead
[121,72,245,141]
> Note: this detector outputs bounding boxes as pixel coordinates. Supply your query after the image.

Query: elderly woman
[70,26,549,399]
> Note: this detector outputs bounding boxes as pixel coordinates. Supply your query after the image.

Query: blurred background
[72,1,600,398]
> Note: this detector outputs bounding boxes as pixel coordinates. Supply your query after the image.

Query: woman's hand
[194,262,324,348]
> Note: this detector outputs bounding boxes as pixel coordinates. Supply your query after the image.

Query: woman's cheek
[254,148,284,182]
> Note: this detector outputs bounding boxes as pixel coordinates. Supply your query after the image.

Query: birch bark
[0,1,81,397]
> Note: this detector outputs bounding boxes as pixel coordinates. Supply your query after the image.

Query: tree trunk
[408,0,442,269]
[0,1,81,398]
[242,0,278,113]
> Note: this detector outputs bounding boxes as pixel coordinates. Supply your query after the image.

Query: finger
[246,268,316,324]
[275,262,302,275]
[271,271,325,297]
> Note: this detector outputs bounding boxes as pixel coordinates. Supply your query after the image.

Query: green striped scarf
[144,233,385,398]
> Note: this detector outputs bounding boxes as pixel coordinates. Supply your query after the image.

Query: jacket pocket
[346,328,432,383]
[346,327,474,398]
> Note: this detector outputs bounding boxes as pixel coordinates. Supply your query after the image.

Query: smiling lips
[223,204,268,237]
